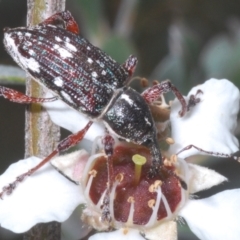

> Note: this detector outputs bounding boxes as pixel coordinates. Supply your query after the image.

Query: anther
[89,169,97,177]
[164,158,172,167]
[115,173,124,182]
[170,154,178,163]
[148,199,155,208]
[154,180,162,188]
[127,196,135,203]
[166,137,175,145]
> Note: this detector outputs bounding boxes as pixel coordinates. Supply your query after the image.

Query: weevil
[2,11,191,220]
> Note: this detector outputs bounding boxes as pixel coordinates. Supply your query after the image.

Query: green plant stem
[23,0,65,239]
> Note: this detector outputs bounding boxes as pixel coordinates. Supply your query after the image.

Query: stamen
[132,154,146,185]
[149,184,155,193]
[96,189,107,209]
[126,196,135,225]
[149,180,162,193]
[146,186,162,227]
[82,152,105,186]
[161,193,172,219]
[109,179,120,221]
[84,170,97,198]
[166,137,175,145]
[170,154,177,163]
[154,180,162,188]
[164,158,173,167]
[115,173,124,182]
[148,199,155,208]
[89,169,97,177]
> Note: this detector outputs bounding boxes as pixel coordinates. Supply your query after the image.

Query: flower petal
[43,93,105,140]
[0,155,84,233]
[51,150,89,182]
[169,79,239,158]
[89,228,145,240]
[61,206,92,240]
[187,163,227,193]
[179,189,240,240]
[144,221,177,240]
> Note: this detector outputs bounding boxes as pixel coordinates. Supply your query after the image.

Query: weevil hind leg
[0,86,58,103]
[0,121,93,199]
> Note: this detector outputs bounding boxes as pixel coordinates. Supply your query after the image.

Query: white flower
[0,78,239,240]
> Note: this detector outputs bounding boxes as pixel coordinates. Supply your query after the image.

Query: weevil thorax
[103,87,158,146]
[3,24,137,118]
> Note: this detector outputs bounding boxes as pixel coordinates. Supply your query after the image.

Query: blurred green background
[1,0,240,239]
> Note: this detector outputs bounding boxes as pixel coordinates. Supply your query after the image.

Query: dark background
[1,0,240,239]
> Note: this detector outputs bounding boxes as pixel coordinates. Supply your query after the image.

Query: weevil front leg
[176,144,236,158]
[0,86,58,103]
[142,80,188,117]
[39,10,79,34]
[0,121,93,199]
[187,89,203,111]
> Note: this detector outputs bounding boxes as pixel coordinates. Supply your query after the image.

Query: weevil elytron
[2,11,190,219]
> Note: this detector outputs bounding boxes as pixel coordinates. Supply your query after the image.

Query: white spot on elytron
[65,37,70,43]
[92,71,98,78]
[65,42,77,52]
[144,117,151,126]
[25,32,32,37]
[54,77,64,87]
[25,58,40,73]
[100,62,105,68]
[54,44,72,59]
[101,70,106,75]
[88,58,93,64]
[17,32,22,36]
[58,48,72,58]
[61,91,74,104]
[55,36,62,42]
[53,44,60,49]
[121,94,134,105]
[87,46,91,50]
[29,49,35,56]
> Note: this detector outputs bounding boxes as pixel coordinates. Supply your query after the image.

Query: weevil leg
[122,55,138,82]
[148,139,188,190]
[101,134,115,223]
[0,121,93,199]
[39,10,79,34]
[0,86,58,103]
[142,80,188,117]
[187,89,203,111]
[176,144,234,158]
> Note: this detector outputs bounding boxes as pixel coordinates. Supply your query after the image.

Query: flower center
[82,143,188,229]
